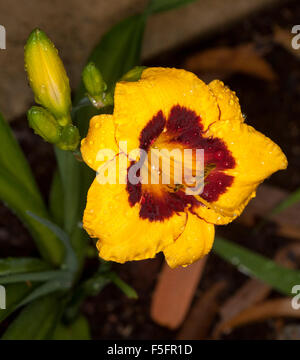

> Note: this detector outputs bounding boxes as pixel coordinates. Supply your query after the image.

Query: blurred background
[1,0,300,340]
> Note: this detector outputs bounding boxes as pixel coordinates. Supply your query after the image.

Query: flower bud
[82,62,113,109]
[27,106,61,143]
[57,124,80,151]
[25,29,71,126]
[121,66,146,82]
[82,62,107,97]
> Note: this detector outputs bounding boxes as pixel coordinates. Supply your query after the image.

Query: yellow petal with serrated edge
[163,213,214,268]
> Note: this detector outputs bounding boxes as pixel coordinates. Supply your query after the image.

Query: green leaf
[0,112,43,203]
[63,273,111,322]
[255,187,300,233]
[0,114,64,266]
[27,211,78,273]
[53,148,88,269]
[107,272,138,299]
[16,278,70,309]
[213,236,300,296]
[0,269,71,312]
[64,268,137,323]
[52,315,91,340]
[82,274,111,296]
[54,147,80,235]
[0,270,66,285]
[0,257,49,277]
[49,170,64,228]
[270,187,300,216]
[147,0,198,14]
[0,283,37,323]
[2,295,64,340]
[0,167,64,266]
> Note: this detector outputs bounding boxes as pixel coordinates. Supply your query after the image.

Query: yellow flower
[25,29,71,126]
[81,67,287,268]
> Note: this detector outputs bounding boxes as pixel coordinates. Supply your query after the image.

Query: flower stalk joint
[57,124,80,151]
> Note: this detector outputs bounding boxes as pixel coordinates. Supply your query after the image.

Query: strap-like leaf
[53,148,88,268]
[0,270,66,285]
[54,148,80,235]
[254,187,300,233]
[0,283,37,323]
[0,167,64,265]
[27,211,78,273]
[2,295,64,340]
[214,236,300,296]
[0,112,42,202]
[16,278,70,309]
[107,272,138,299]
[49,170,64,228]
[0,114,64,265]
[0,257,49,277]
[52,315,91,340]
[269,187,300,217]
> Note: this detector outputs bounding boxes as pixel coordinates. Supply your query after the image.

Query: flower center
[146,132,216,195]
[126,105,236,221]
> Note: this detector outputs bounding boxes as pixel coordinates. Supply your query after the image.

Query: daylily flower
[81,67,287,268]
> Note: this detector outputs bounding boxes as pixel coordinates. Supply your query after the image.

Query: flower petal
[81,114,119,171]
[114,67,219,153]
[83,156,187,263]
[163,213,214,268]
[208,80,244,123]
[195,120,288,223]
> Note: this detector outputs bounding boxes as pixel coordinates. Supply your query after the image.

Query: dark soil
[1,0,300,340]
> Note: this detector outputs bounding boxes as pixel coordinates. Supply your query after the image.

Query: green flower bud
[27,106,61,143]
[57,124,80,151]
[121,66,147,82]
[82,62,107,97]
[82,62,113,109]
[25,29,71,126]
